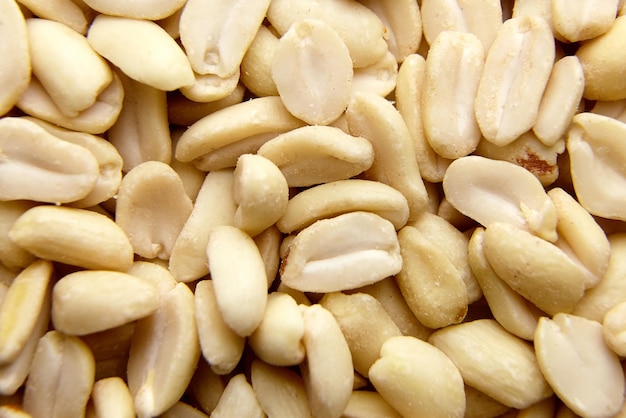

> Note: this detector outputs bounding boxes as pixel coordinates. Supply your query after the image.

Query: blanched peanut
[23,331,95,418]
[280,212,402,293]
[81,0,185,20]
[51,270,159,336]
[475,16,555,146]
[591,99,626,124]
[211,374,264,418]
[240,26,279,97]
[351,50,398,98]
[179,0,270,78]
[10,205,133,271]
[179,70,240,103]
[369,335,465,418]
[206,226,267,337]
[0,0,30,116]
[443,156,558,242]
[16,0,90,34]
[87,15,194,91]
[512,0,555,36]
[429,319,552,409]
[116,161,193,260]
[0,201,37,271]
[552,0,619,42]
[250,360,312,418]
[602,301,626,357]
[272,19,353,126]
[253,225,282,287]
[91,377,135,418]
[535,313,624,418]
[342,390,402,418]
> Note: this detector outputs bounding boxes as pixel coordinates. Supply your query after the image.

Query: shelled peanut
[1,0,626,417]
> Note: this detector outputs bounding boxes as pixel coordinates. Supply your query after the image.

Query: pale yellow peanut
[275,282,312,307]
[107,70,171,173]
[369,335,465,418]
[464,385,511,418]
[9,206,133,271]
[535,313,624,418]
[169,170,235,282]
[483,222,586,316]
[250,360,313,418]
[511,0,555,36]
[253,225,282,288]
[0,201,37,271]
[0,0,30,117]
[207,225,267,337]
[179,70,240,103]
[249,292,304,367]
[194,280,245,375]
[468,228,542,341]
[17,0,89,34]
[180,0,270,78]
[602,301,626,357]
[167,84,246,127]
[591,99,626,124]
[91,377,134,418]
[169,129,205,202]
[160,402,208,418]
[23,331,95,418]
[188,360,225,415]
[51,270,159,336]
[272,19,353,126]
[240,25,279,97]
[396,54,451,183]
[116,161,193,260]
[175,96,305,164]
[320,292,401,377]
[396,225,468,329]
[475,16,555,146]
[300,304,353,418]
[87,15,194,91]
[351,50,398,98]
[211,374,264,418]
[533,56,585,147]
[277,180,409,233]
[127,283,200,418]
[342,390,402,418]
[127,260,177,296]
[443,155,558,242]
[0,117,99,203]
[346,92,429,220]
[567,112,626,221]
[552,0,619,42]
[27,18,112,118]
[422,31,484,160]
[267,0,388,68]
[429,319,552,409]
[280,211,402,293]
[81,0,185,19]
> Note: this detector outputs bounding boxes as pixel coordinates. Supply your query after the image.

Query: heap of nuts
[2,0,626,417]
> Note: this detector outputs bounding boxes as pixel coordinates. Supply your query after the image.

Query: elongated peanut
[552,0,619,42]
[211,374,264,418]
[15,0,89,34]
[91,377,135,418]
[603,301,626,357]
[250,360,312,418]
[240,25,279,97]
[0,0,30,117]
[0,201,37,271]
[82,0,185,19]
[351,50,398,98]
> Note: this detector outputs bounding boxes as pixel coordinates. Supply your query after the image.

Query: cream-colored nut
[396,225,468,329]
[280,211,402,293]
[175,96,305,164]
[342,390,402,418]
[429,319,552,409]
[169,169,236,283]
[567,112,626,221]
[464,385,511,418]
[0,201,37,271]
[396,54,451,183]
[483,222,586,316]
[475,131,564,187]
[51,270,159,336]
[475,16,555,146]
[535,313,624,418]
[0,0,30,116]
[250,360,312,418]
[275,282,311,307]
[552,0,619,42]
[249,292,305,367]
[369,335,465,418]
[116,161,193,260]
[82,0,185,19]
[320,292,401,377]
[240,25,279,97]
[468,228,542,341]
[421,0,502,52]
[577,15,626,100]
[87,15,194,91]
[253,225,282,288]
[443,156,558,242]
[346,92,429,220]
[127,283,200,418]
[267,0,388,68]
[603,301,626,357]
[16,0,89,34]
[511,0,555,35]
[107,70,171,173]
[169,129,205,202]
[27,18,112,118]
[351,50,398,98]
[423,31,484,159]
[211,374,264,418]
[207,225,267,337]
[167,84,246,127]
[533,56,585,147]
[0,117,99,203]
[188,360,225,415]
[127,260,177,296]
[23,331,95,418]
[233,154,288,237]
[9,205,133,271]
[179,70,240,103]
[277,180,408,234]
[160,402,208,418]
[91,377,135,418]
[257,126,374,188]
[591,99,626,124]
[300,304,353,418]
[194,280,245,375]
[180,0,270,78]
[272,19,353,126]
